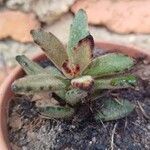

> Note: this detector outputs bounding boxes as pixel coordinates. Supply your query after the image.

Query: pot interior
[5,45,150,149]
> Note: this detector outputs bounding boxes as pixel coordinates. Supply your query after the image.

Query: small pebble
[146,124,150,130]
[92,137,96,143]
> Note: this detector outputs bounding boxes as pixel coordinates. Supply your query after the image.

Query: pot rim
[0,41,150,150]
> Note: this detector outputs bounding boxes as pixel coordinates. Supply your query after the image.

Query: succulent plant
[11,9,137,121]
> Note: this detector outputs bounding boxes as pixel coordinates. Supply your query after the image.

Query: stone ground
[0,0,150,85]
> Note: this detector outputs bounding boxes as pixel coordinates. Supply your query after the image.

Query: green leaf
[94,75,137,90]
[38,106,74,119]
[16,55,66,79]
[62,35,94,77]
[65,89,88,105]
[54,90,66,100]
[15,55,66,99]
[82,53,135,77]
[11,74,69,94]
[31,29,68,71]
[16,55,45,75]
[71,75,94,90]
[95,99,134,121]
[45,66,66,79]
[74,35,93,75]
[67,9,89,62]
[68,35,94,76]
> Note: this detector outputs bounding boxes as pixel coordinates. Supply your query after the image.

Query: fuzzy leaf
[54,90,66,100]
[62,36,94,77]
[73,36,94,73]
[11,74,69,94]
[94,75,137,90]
[31,29,68,71]
[45,66,66,79]
[69,35,94,76]
[65,89,88,105]
[67,9,89,62]
[38,106,74,119]
[71,75,94,90]
[16,55,66,99]
[16,55,66,79]
[82,53,135,77]
[95,99,134,121]
[16,55,45,75]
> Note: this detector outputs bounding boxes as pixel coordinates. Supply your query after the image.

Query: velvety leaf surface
[31,29,68,71]
[65,89,88,105]
[54,90,66,100]
[67,9,89,63]
[94,75,137,90]
[70,35,94,76]
[38,106,74,119]
[82,53,135,77]
[62,35,94,77]
[71,75,94,90]
[16,55,66,99]
[16,55,66,79]
[16,55,45,75]
[95,99,134,121]
[11,74,69,94]
[45,66,66,79]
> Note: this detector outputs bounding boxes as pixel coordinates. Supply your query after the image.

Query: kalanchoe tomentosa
[11,9,137,121]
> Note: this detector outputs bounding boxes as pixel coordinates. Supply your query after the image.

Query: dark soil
[8,49,150,150]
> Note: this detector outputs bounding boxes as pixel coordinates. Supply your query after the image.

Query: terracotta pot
[0,42,150,150]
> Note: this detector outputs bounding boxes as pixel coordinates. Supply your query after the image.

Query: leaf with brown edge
[31,29,68,72]
[71,34,94,76]
[61,59,74,78]
[67,9,90,64]
[71,75,94,90]
[62,10,94,77]
[62,35,94,78]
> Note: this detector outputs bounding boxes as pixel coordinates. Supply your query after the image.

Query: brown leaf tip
[71,75,94,90]
[62,60,81,76]
[62,60,72,74]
